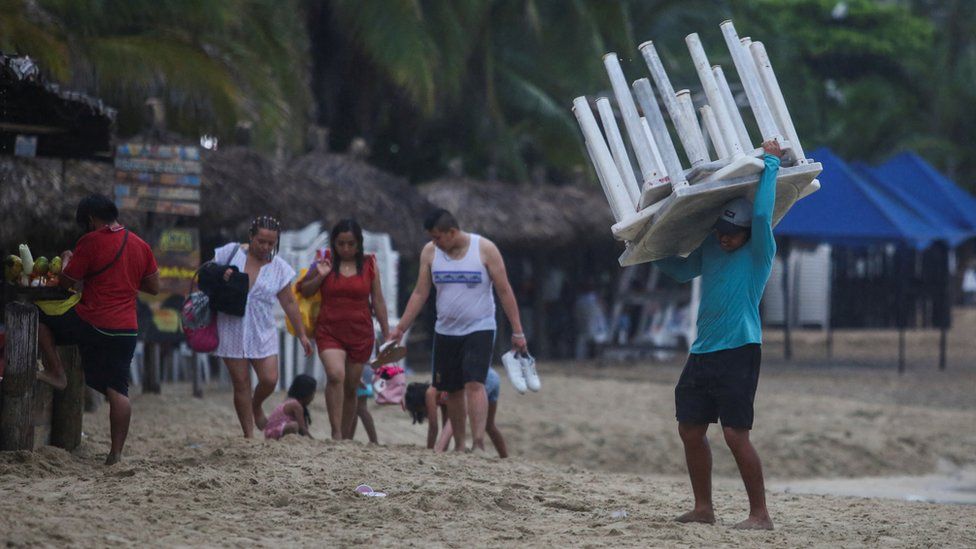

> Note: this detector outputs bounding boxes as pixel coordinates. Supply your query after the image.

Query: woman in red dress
[299,219,389,440]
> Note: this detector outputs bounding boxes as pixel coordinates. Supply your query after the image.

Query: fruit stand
[0,247,85,452]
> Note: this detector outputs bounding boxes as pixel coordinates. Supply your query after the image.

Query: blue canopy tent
[866,152,976,237]
[776,148,949,249]
[773,147,956,370]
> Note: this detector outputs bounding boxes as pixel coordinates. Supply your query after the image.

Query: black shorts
[432,330,495,393]
[675,344,761,429]
[38,307,137,397]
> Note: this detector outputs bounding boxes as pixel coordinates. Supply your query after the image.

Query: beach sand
[3,337,976,548]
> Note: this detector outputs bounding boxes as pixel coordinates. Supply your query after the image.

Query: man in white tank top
[390,209,527,453]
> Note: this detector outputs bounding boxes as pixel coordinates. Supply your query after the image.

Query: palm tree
[1,0,312,151]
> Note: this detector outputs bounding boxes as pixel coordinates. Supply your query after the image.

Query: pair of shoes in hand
[501,351,541,394]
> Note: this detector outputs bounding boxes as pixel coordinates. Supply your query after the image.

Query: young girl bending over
[403,368,507,457]
[264,374,316,440]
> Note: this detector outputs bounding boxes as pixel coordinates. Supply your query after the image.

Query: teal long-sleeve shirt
[654,154,780,354]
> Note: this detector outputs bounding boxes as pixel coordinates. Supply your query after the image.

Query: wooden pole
[50,345,83,450]
[782,239,792,360]
[190,353,203,398]
[143,342,161,393]
[1,302,38,451]
[938,328,947,371]
[898,328,905,374]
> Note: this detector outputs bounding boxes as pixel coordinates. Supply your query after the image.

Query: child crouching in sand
[265,374,316,440]
[403,367,507,457]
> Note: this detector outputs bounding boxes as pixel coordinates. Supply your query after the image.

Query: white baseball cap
[713,197,752,234]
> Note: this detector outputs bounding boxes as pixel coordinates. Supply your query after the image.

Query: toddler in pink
[265,374,316,440]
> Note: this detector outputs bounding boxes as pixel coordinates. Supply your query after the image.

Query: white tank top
[432,233,496,335]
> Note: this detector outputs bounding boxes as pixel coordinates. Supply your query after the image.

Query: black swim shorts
[675,343,761,429]
[431,330,495,393]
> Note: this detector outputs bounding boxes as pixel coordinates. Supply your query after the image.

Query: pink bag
[183,315,219,353]
[182,268,219,353]
[372,364,407,405]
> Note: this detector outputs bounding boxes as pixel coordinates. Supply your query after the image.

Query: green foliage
[1,0,312,151]
[3,0,974,193]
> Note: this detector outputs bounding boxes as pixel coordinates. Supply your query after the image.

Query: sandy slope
[2,360,975,547]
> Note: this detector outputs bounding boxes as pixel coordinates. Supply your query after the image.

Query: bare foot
[674,509,716,524]
[732,515,774,530]
[104,453,122,466]
[252,405,268,430]
[37,369,67,391]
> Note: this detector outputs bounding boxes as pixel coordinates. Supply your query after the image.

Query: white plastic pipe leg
[712,64,753,151]
[573,96,637,222]
[596,97,642,206]
[603,53,659,184]
[675,89,710,165]
[686,33,743,155]
[699,105,728,158]
[640,117,666,178]
[639,41,708,167]
[750,41,805,163]
[719,21,782,142]
[632,77,687,188]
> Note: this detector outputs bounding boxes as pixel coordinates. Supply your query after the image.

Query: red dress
[314,255,376,363]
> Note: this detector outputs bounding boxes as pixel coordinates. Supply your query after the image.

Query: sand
[2,341,976,548]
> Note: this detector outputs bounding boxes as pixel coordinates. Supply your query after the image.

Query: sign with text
[115,142,202,216]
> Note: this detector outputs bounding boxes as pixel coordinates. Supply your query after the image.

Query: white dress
[213,243,296,359]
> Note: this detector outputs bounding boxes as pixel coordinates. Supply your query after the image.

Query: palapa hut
[0,157,114,254]
[199,145,282,252]
[421,178,619,358]
[279,150,437,255]
[1,52,117,256]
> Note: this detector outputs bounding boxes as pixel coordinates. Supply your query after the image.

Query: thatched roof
[0,156,114,255]
[1,52,115,159]
[278,151,437,253]
[420,178,615,250]
[200,145,281,246]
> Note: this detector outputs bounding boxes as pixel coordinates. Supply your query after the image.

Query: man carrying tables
[390,209,527,453]
[652,140,784,530]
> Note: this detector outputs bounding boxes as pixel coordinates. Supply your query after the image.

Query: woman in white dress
[214,216,313,437]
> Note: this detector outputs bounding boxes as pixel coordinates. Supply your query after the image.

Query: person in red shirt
[38,194,159,465]
[298,219,389,440]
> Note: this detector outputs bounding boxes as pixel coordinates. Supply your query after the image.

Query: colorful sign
[115,142,202,216]
[114,184,200,202]
[117,196,201,216]
[138,227,200,343]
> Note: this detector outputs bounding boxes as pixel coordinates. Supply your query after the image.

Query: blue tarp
[853,163,973,247]
[775,147,946,249]
[861,152,976,242]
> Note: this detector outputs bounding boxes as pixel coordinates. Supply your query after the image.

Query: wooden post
[1,302,39,451]
[192,352,203,398]
[938,328,947,371]
[781,239,793,361]
[50,346,84,450]
[898,328,905,374]
[143,342,161,393]
[533,254,550,359]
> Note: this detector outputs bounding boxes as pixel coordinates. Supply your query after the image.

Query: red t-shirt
[62,225,158,331]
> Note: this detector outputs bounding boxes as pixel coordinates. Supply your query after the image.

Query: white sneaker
[501,351,528,394]
[521,352,541,392]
